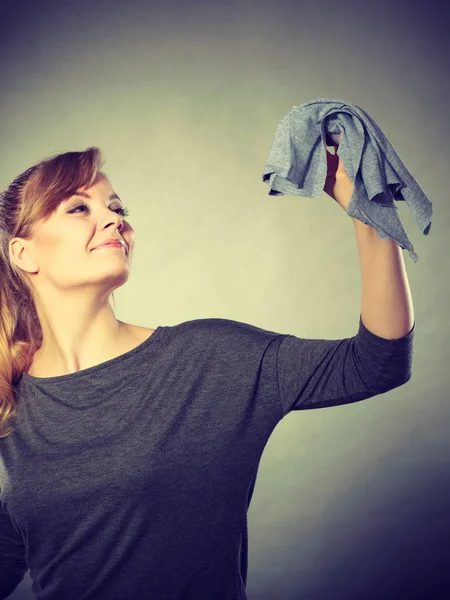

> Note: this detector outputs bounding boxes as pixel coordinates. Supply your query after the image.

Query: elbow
[377,370,413,394]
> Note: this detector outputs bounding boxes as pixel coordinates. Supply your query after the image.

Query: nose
[100,214,126,244]
[104,211,124,231]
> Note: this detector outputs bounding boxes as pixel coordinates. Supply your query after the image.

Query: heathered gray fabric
[1,314,414,599]
[262,98,433,263]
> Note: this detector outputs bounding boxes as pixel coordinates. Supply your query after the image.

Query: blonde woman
[0,147,414,600]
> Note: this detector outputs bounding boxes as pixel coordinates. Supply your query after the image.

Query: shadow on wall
[248,459,450,599]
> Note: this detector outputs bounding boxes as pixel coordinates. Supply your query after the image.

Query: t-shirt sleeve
[0,502,28,598]
[276,314,415,418]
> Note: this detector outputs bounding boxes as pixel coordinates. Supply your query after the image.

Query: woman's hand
[290,105,354,212]
[323,135,354,213]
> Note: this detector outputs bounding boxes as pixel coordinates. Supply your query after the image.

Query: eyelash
[68,204,130,217]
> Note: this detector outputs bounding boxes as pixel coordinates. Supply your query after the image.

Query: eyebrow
[66,192,123,204]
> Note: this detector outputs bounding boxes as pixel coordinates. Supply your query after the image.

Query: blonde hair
[0,147,116,439]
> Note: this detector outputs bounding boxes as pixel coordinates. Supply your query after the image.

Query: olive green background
[1,0,448,598]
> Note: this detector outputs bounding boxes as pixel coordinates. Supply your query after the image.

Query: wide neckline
[20,326,163,384]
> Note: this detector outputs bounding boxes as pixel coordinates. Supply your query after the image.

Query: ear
[9,238,39,274]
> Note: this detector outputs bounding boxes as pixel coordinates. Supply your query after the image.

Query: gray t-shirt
[0,315,414,600]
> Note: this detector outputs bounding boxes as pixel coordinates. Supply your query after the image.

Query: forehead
[64,174,121,203]
[78,172,113,193]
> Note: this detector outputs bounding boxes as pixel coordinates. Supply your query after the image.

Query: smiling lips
[93,241,125,251]
[94,242,123,250]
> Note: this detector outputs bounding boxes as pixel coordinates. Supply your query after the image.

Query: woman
[0,147,414,600]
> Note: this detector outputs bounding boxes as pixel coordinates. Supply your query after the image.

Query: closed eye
[68,203,130,217]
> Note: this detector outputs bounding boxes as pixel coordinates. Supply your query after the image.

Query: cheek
[125,231,136,252]
[38,235,90,267]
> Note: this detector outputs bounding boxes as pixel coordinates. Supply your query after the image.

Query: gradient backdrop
[1,0,449,598]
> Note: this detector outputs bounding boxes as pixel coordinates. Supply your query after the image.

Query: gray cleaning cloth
[262,97,433,263]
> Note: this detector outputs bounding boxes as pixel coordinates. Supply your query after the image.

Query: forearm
[352,217,415,340]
